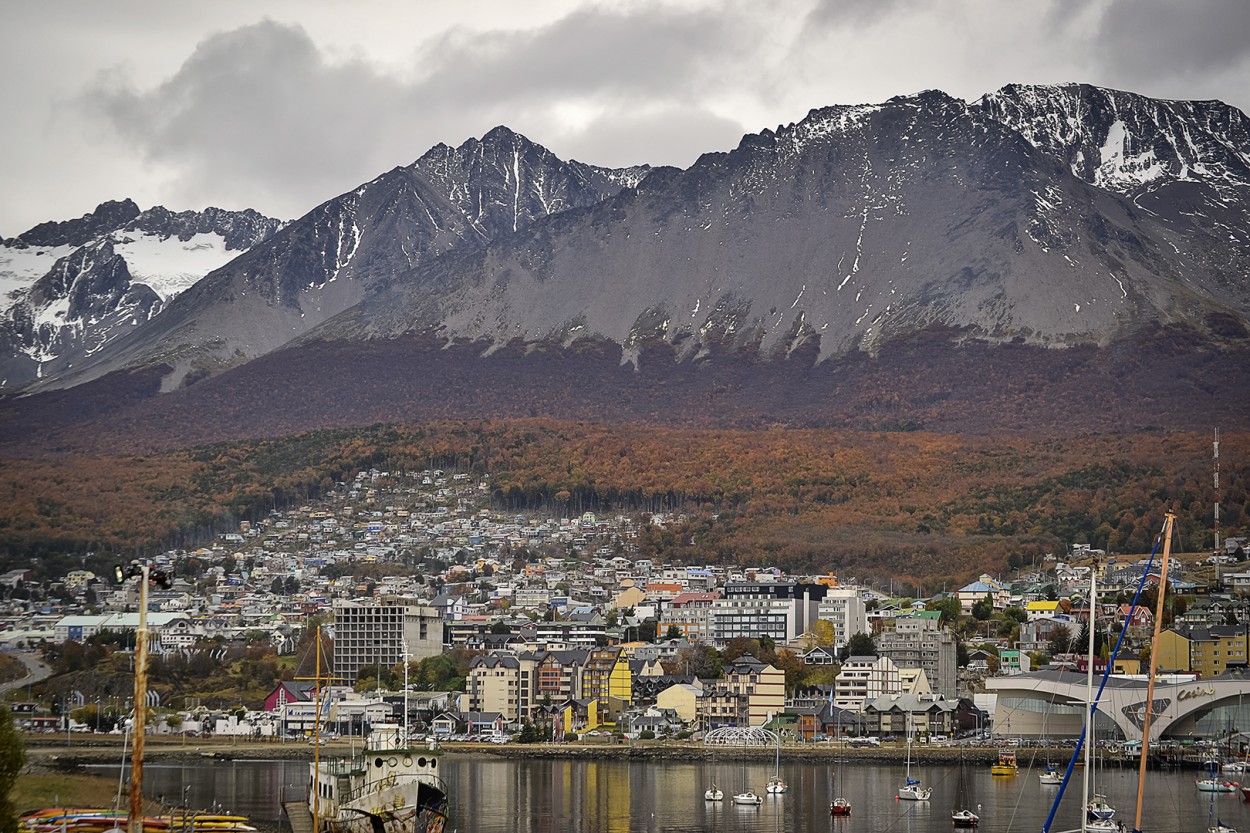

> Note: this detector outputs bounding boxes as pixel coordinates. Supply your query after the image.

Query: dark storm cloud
[81,7,753,219]
[1092,0,1250,87]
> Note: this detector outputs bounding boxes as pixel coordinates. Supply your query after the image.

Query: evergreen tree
[0,706,24,833]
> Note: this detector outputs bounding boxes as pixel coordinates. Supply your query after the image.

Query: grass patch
[11,772,163,816]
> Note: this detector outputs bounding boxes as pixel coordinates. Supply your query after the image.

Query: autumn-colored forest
[1,421,1244,588]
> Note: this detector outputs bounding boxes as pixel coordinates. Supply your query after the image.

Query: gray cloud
[803,0,914,30]
[80,8,756,220]
[1091,0,1250,87]
[9,0,1247,235]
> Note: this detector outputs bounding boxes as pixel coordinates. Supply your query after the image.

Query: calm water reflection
[94,756,1243,832]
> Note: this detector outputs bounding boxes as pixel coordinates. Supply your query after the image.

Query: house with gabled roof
[956,574,1008,614]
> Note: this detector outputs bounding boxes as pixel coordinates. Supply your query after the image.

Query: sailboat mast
[1081,562,1097,833]
[313,625,322,830]
[1132,512,1175,833]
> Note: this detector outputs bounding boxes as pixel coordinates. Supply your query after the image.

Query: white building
[835,655,902,712]
[816,587,868,649]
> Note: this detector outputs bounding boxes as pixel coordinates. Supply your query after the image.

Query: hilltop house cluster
[2,468,1248,740]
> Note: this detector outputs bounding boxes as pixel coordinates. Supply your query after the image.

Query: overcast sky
[3,0,1249,235]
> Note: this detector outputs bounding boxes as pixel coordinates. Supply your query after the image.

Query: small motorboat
[732,791,762,806]
[952,808,980,828]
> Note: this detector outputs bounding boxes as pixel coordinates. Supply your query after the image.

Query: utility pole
[116,561,168,833]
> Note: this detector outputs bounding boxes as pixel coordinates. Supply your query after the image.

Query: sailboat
[704,738,723,801]
[1042,514,1176,833]
[1079,566,1123,832]
[732,760,762,806]
[1206,760,1239,833]
[830,703,851,816]
[766,726,788,794]
[1039,761,1063,785]
[951,745,979,827]
[897,714,931,801]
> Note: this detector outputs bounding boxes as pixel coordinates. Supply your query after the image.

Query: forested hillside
[1,422,1242,587]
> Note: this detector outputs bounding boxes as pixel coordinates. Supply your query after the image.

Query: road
[0,651,51,695]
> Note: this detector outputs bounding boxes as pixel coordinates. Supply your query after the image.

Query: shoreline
[24,737,1090,768]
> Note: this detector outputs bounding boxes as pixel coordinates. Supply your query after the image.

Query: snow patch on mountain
[0,243,75,300]
[110,230,237,300]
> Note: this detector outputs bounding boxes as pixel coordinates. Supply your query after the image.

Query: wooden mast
[1132,512,1175,833]
[128,563,150,833]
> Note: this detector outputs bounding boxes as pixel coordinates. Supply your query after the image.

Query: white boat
[765,728,787,794]
[1198,778,1238,793]
[1209,821,1238,833]
[952,808,980,828]
[308,723,448,833]
[951,746,978,827]
[1039,765,1062,785]
[1086,794,1116,821]
[298,628,449,833]
[732,791,762,806]
[897,715,931,801]
[703,785,723,801]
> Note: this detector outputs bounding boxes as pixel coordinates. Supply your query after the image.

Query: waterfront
[87,756,1242,832]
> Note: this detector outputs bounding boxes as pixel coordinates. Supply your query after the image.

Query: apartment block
[332,596,444,684]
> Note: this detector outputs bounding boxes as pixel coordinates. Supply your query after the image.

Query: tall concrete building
[875,611,958,700]
[709,580,827,645]
[332,597,444,684]
[816,587,868,648]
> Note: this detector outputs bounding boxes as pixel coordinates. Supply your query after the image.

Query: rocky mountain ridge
[304,87,1248,365]
[0,202,283,386]
[25,126,653,391]
[5,84,1247,449]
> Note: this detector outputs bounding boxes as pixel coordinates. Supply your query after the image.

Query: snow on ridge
[789,105,882,155]
[0,243,74,299]
[110,230,236,300]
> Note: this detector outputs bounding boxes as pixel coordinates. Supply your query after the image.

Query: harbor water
[91,756,1235,832]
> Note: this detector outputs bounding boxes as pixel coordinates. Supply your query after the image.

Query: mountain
[4,84,1249,451]
[0,201,283,387]
[307,87,1249,359]
[974,83,1250,316]
[30,127,652,391]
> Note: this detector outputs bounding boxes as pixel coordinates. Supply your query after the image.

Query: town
[3,467,1248,756]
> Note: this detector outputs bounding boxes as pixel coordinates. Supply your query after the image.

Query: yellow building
[1156,625,1247,678]
[656,680,703,723]
[1025,601,1061,621]
[582,647,633,724]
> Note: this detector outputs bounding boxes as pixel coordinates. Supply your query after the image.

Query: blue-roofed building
[955,574,1009,614]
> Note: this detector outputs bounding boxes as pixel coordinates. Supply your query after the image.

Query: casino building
[986,667,1250,742]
